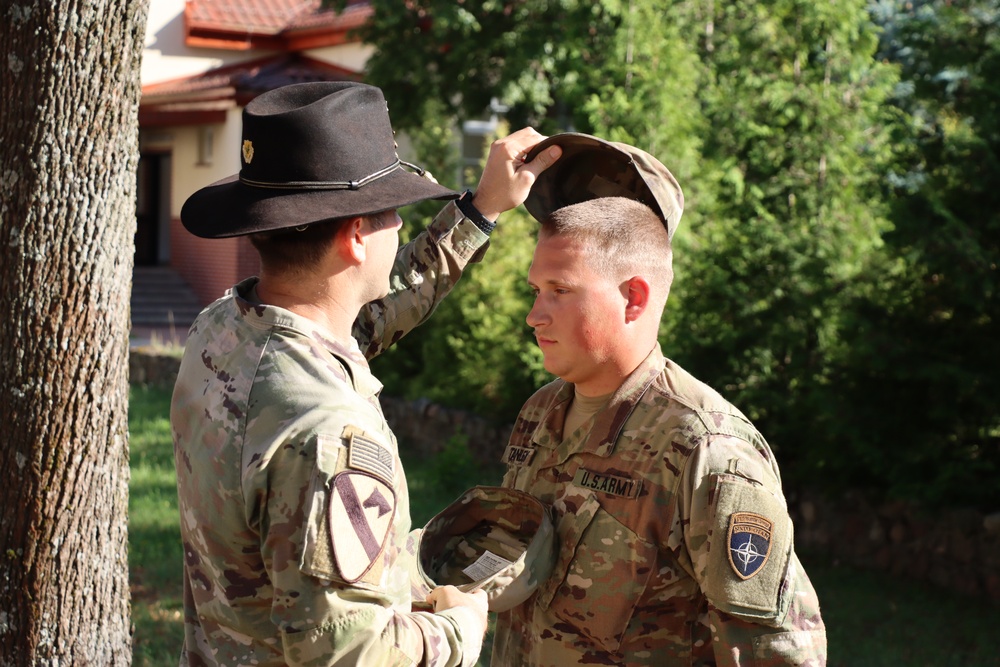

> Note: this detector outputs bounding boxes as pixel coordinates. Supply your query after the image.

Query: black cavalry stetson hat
[181,81,460,238]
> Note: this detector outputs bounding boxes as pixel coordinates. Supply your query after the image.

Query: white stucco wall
[308,43,374,73]
[143,0,262,85]
[167,108,244,214]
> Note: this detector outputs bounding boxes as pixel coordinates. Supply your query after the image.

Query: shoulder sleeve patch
[728,511,774,579]
[703,475,792,624]
[328,471,396,584]
[301,430,396,587]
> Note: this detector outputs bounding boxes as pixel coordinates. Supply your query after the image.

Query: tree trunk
[0,0,148,663]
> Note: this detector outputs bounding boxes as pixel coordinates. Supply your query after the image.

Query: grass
[806,557,1000,667]
[129,385,185,664]
[129,386,1000,666]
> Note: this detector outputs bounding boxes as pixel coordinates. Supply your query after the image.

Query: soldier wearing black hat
[170,81,560,667]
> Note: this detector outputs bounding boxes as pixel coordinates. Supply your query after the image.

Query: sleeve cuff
[439,605,486,667]
[456,189,497,235]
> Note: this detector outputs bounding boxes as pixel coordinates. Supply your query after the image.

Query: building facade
[138,0,374,307]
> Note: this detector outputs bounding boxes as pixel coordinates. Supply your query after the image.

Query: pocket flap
[703,475,792,623]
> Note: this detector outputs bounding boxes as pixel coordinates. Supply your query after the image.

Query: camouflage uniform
[171,201,488,667]
[492,345,826,666]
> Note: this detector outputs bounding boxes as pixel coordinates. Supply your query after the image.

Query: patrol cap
[523,132,685,239]
[408,486,556,612]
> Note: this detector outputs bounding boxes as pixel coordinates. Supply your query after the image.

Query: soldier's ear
[335,216,367,264]
[624,276,650,323]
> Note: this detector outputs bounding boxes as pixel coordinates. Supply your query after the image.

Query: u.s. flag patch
[727,511,773,580]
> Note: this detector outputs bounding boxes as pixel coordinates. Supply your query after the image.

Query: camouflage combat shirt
[492,345,826,666]
[171,201,488,667]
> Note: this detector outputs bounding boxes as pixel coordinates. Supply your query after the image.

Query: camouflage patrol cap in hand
[408,486,556,613]
[523,132,685,239]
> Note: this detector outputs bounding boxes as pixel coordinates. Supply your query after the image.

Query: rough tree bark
[0,0,148,663]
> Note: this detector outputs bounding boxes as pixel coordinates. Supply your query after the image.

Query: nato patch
[501,445,536,467]
[328,471,396,583]
[727,511,774,580]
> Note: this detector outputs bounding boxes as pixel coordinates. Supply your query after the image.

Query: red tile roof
[185,0,372,49]
[140,53,361,126]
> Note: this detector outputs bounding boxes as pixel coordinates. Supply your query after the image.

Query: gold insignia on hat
[242,139,254,164]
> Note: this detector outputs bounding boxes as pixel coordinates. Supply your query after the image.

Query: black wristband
[456,189,497,235]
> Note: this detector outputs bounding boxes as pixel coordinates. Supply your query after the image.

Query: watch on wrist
[456,189,497,235]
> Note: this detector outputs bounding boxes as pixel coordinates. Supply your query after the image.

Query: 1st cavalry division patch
[727,511,773,580]
[328,471,396,582]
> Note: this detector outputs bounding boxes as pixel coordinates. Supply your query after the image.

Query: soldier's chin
[541,357,563,378]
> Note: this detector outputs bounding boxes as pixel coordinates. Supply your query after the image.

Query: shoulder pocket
[703,474,793,625]
[301,429,397,589]
[537,488,656,653]
[301,433,349,582]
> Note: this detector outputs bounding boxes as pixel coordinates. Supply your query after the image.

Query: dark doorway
[135,153,166,266]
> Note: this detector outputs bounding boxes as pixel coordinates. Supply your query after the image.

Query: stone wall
[130,347,1000,603]
[385,389,1000,603]
[129,346,182,388]
[380,396,514,467]
[791,491,1000,602]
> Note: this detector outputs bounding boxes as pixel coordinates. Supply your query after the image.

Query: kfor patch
[727,511,773,580]
[705,476,790,620]
[328,471,396,583]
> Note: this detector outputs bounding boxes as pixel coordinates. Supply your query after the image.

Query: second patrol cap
[409,486,556,612]
[523,132,685,239]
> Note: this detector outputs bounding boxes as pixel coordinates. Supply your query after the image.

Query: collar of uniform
[530,345,664,458]
[230,277,384,400]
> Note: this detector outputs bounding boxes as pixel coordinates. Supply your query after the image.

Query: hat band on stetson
[239,159,404,191]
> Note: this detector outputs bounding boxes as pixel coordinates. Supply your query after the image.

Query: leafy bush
[374,205,549,423]
[363,0,1000,510]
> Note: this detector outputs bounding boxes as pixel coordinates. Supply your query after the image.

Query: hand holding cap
[471,128,563,222]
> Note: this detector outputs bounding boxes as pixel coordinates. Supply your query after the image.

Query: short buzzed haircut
[250,209,397,275]
[540,196,673,310]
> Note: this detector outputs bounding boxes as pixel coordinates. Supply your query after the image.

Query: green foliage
[428,432,479,498]
[361,0,706,153]
[373,204,548,422]
[403,431,505,528]
[358,0,998,508]
[394,98,465,234]
[819,0,1000,506]
[359,0,622,131]
[655,0,902,493]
